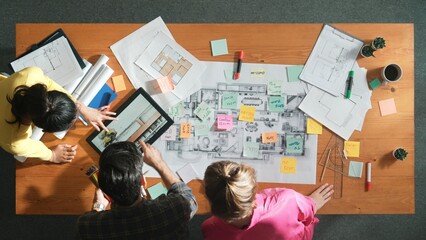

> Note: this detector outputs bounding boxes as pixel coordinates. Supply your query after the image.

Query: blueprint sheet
[145,61,318,184]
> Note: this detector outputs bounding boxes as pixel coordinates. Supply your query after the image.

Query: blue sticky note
[88,84,117,108]
[222,92,238,109]
[243,142,260,158]
[147,182,168,200]
[211,39,228,56]
[268,96,285,112]
[287,66,304,82]
[348,161,364,178]
[286,135,304,154]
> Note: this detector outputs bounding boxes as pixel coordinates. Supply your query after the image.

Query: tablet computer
[87,87,174,154]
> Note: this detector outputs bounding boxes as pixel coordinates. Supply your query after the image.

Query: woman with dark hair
[0,67,115,163]
[202,160,334,240]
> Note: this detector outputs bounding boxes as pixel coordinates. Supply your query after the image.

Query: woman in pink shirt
[202,160,334,240]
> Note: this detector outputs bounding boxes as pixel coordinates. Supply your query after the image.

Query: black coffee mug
[381,64,403,85]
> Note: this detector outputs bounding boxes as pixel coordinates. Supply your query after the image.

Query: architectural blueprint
[147,62,318,184]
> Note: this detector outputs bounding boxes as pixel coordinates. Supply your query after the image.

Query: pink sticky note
[379,98,397,116]
[112,75,126,92]
[157,76,175,93]
[217,114,233,130]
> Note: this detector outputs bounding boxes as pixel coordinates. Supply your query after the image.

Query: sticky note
[379,98,397,116]
[180,122,191,139]
[286,135,303,154]
[156,76,175,93]
[262,132,278,143]
[267,80,282,95]
[222,92,238,109]
[344,141,360,157]
[268,96,285,112]
[161,125,177,141]
[194,121,212,136]
[281,157,297,174]
[369,78,381,90]
[194,102,213,121]
[250,67,266,78]
[147,182,168,200]
[176,163,199,183]
[287,66,304,82]
[243,142,260,158]
[112,75,126,92]
[217,114,233,130]
[210,39,228,56]
[169,102,184,117]
[348,161,364,178]
[239,105,256,122]
[307,118,323,134]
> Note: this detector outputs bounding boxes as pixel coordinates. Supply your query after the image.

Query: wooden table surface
[15,23,414,215]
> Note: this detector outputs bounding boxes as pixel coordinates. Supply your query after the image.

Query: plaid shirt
[77,182,197,240]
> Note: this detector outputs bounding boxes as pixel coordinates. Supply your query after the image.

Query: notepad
[348,161,364,178]
[147,182,168,200]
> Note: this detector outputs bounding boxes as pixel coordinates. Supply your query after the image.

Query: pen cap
[349,70,354,77]
[239,51,244,59]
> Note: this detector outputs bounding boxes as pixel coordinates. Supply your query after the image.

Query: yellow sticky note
[280,158,297,174]
[307,118,323,134]
[180,122,191,139]
[239,105,256,122]
[344,141,360,157]
[262,132,278,143]
[112,75,126,92]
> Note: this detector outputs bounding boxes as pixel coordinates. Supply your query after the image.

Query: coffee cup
[381,64,403,85]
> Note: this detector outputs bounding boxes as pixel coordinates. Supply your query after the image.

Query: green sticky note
[243,142,260,158]
[194,102,213,121]
[194,120,212,136]
[286,135,304,154]
[222,92,238,109]
[268,96,285,112]
[348,161,364,178]
[287,66,304,82]
[210,39,228,56]
[369,78,381,90]
[169,102,184,117]
[268,80,282,95]
[148,182,168,200]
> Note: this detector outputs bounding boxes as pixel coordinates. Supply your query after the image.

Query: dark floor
[0,0,425,239]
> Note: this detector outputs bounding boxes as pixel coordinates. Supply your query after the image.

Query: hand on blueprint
[78,101,116,131]
[49,144,78,163]
[309,183,334,212]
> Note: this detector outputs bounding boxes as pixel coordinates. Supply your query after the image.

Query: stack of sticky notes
[147,182,168,200]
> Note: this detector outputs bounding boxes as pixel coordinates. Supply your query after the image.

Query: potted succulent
[360,45,375,58]
[371,37,386,50]
[393,147,408,161]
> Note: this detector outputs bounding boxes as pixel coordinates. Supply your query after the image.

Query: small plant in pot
[393,147,408,161]
[371,37,386,50]
[360,45,375,58]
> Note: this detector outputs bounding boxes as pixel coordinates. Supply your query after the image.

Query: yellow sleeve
[8,138,52,161]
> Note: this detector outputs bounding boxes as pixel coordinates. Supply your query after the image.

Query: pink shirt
[202,188,318,240]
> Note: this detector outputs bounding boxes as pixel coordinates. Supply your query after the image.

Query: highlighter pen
[233,50,244,80]
[345,70,354,99]
[366,162,372,191]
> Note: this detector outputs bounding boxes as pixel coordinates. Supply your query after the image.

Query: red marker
[233,51,244,80]
[366,162,371,191]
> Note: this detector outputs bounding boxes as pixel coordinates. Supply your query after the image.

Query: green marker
[345,70,354,99]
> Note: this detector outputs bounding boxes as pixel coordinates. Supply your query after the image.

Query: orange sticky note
[280,158,297,174]
[307,118,323,134]
[157,76,175,93]
[344,141,360,157]
[239,105,256,122]
[112,75,126,92]
[262,132,278,143]
[180,122,191,139]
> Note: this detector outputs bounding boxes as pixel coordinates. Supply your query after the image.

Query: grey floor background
[0,0,424,239]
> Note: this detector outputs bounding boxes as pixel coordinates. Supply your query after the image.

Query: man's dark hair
[98,141,143,206]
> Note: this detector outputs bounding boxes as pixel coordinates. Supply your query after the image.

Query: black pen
[345,70,354,99]
[233,50,244,80]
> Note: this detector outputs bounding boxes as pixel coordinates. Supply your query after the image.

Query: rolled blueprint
[72,54,109,98]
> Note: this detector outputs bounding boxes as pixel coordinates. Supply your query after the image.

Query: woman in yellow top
[0,67,116,163]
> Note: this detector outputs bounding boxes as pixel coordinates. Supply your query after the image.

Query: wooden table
[16,23,414,215]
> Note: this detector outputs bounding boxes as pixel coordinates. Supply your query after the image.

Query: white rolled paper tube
[73,54,109,98]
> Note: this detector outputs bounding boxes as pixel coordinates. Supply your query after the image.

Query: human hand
[50,144,78,163]
[78,102,116,132]
[309,183,334,212]
[139,141,164,170]
[93,188,110,211]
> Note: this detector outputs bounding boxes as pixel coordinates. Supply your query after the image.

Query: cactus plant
[372,37,386,50]
[393,147,408,161]
[360,45,375,58]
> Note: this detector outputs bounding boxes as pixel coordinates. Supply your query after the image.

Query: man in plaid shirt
[77,141,198,240]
